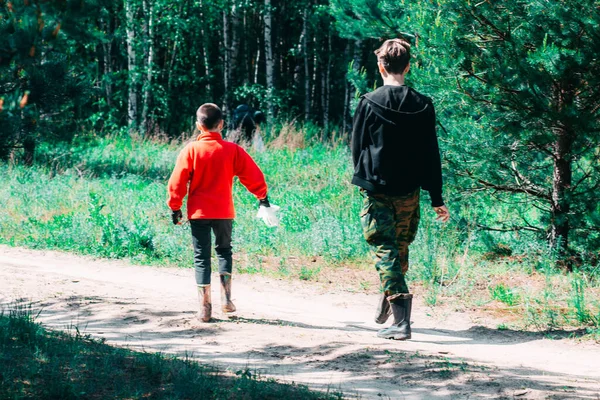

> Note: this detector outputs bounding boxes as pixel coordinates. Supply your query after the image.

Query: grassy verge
[0,308,342,399]
[1,132,599,335]
[1,133,367,266]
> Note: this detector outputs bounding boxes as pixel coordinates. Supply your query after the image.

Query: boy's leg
[360,194,408,296]
[212,220,233,275]
[376,190,420,340]
[212,220,235,313]
[190,220,213,285]
[392,190,421,275]
[190,220,213,322]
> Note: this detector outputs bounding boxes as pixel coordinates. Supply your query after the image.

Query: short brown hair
[374,39,411,75]
[196,103,223,130]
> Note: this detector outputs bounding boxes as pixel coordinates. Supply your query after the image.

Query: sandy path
[1,246,599,399]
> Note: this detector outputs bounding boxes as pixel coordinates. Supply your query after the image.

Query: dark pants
[190,219,233,285]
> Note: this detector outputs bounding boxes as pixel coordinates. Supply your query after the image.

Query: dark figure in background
[232,104,266,142]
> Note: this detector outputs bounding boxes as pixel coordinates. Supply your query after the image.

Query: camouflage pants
[360,189,420,295]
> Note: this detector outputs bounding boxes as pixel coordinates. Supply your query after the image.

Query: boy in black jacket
[352,38,450,340]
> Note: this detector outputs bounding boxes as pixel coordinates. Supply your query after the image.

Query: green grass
[490,283,521,306]
[1,133,599,334]
[1,134,369,266]
[0,308,343,399]
[299,265,322,281]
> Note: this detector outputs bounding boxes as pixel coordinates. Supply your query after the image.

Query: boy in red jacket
[167,103,272,322]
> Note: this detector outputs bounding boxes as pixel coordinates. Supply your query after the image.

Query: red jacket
[167,131,268,219]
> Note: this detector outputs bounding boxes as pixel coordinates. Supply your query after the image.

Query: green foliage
[0,135,369,266]
[1,132,599,331]
[0,0,108,159]
[328,0,600,261]
[490,284,521,307]
[299,265,321,281]
[2,0,597,263]
[329,0,408,40]
[0,309,342,399]
[570,275,595,325]
[445,0,600,256]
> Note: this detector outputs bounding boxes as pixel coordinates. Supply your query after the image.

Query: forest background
[1,0,600,334]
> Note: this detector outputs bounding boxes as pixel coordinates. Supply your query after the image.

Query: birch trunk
[322,30,331,133]
[264,0,275,120]
[223,8,231,113]
[141,0,154,134]
[254,44,260,84]
[167,3,184,93]
[200,0,212,96]
[342,41,351,136]
[231,3,240,87]
[100,15,112,108]
[302,7,310,121]
[125,0,138,130]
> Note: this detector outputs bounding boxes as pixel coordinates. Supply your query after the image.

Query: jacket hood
[362,86,430,126]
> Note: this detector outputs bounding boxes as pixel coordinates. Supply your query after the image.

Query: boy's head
[374,38,411,76]
[196,103,224,132]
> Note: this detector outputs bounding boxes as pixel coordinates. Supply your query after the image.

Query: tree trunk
[550,80,577,269]
[125,0,138,131]
[322,30,331,135]
[243,9,249,85]
[223,8,231,114]
[302,7,310,122]
[342,41,350,137]
[141,0,154,135]
[311,34,318,112]
[254,44,260,84]
[99,15,112,108]
[167,2,184,93]
[550,125,575,265]
[231,3,240,88]
[345,39,363,133]
[200,0,211,96]
[264,0,275,121]
[352,39,363,76]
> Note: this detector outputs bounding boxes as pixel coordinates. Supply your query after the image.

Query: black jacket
[351,85,444,206]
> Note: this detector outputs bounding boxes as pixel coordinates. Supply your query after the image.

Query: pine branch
[572,178,600,198]
[475,176,551,200]
[469,9,508,41]
[502,159,548,197]
[455,75,493,106]
[475,222,542,233]
[524,140,555,159]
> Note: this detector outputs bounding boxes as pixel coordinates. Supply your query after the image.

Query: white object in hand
[256,204,280,227]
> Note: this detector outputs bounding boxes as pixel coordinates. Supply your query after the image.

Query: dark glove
[172,209,183,225]
[259,196,270,208]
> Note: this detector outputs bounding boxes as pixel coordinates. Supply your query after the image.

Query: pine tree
[0,0,104,161]
[448,0,600,264]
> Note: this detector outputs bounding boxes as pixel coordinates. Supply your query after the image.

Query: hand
[172,209,183,225]
[433,205,450,223]
[259,197,271,208]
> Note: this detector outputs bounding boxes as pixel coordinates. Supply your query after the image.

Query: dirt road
[1,246,599,399]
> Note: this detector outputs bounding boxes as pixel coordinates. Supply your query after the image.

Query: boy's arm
[167,145,193,211]
[234,146,268,200]
[421,102,444,207]
[351,97,369,167]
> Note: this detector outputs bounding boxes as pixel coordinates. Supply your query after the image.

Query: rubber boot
[377,294,412,340]
[375,293,392,324]
[220,273,236,313]
[197,285,212,322]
